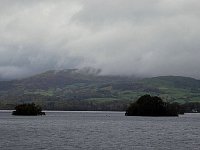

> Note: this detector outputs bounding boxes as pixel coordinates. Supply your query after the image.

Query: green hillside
[0,70,200,110]
[140,76,200,103]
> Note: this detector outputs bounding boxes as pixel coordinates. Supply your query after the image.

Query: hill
[140,76,200,103]
[0,70,200,110]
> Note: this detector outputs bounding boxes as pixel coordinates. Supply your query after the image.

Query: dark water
[0,111,200,150]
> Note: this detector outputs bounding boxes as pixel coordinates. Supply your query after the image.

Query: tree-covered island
[125,95,182,116]
[12,103,45,116]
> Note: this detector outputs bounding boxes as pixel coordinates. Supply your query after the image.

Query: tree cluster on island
[12,103,45,116]
[125,95,183,116]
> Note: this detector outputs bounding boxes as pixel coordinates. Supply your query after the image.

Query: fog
[0,0,200,79]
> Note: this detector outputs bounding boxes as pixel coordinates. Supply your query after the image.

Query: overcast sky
[0,0,200,79]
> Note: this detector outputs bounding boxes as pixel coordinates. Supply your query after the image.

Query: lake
[0,111,200,150]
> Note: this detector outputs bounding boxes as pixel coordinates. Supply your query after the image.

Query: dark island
[12,103,45,116]
[125,95,181,116]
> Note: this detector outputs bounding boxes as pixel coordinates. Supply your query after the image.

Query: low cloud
[0,0,200,79]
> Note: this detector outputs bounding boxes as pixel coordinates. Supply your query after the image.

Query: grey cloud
[0,0,200,79]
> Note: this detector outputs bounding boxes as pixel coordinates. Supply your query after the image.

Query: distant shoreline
[0,110,125,113]
[0,110,200,115]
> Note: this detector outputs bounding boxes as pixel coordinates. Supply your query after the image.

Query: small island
[12,103,45,116]
[125,95,180,116]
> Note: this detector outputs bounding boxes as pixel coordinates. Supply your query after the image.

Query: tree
[125,95,179,116]
[12,103,45,116]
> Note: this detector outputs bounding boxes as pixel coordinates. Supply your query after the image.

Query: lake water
[0,111,200,150]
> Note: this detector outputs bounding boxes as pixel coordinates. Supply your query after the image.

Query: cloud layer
[0,0,200,79]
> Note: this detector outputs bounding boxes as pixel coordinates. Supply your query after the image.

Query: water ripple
[0,112,200,150]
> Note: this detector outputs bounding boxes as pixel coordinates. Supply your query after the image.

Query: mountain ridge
[0,69,200,110]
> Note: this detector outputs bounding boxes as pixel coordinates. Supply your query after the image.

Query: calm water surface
[0,111,200,150]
